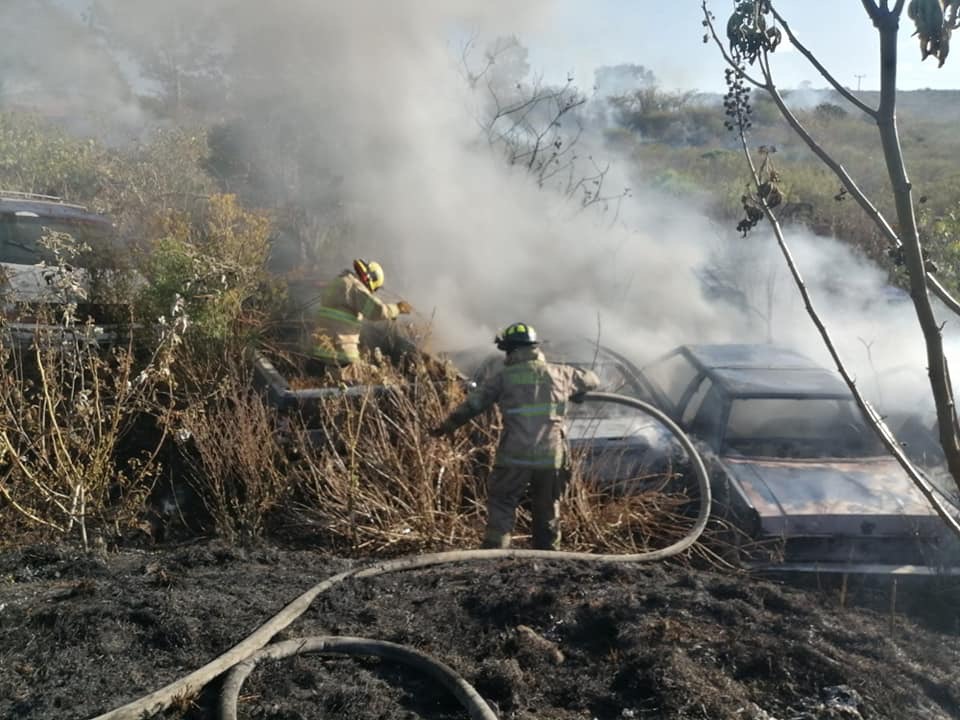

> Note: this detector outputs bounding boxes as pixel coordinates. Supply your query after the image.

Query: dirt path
[1,541,959,719]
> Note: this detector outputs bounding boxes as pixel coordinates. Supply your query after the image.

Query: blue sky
[524,0,960,93]
[51,0,960,94]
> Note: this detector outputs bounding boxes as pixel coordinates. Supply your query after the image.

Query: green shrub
[136,193,274,342]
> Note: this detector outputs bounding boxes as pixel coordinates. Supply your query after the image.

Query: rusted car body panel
[724,456,942,537]
[635,344,960,574]
[566,412,682,493]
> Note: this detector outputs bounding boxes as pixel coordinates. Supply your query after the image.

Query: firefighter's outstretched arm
[569,368,601,403]
[348,283,411,321]
[430,375,502,437]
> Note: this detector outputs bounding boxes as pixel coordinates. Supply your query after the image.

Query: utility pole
[854,73,866,91]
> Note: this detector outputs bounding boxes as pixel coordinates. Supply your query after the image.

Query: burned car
[0,191,133,346]
[635,344,960,573]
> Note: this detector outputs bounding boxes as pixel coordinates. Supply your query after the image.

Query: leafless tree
[461,36,630,217]
[702,0,960,529]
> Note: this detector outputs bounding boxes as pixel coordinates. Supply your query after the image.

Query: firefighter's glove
[429,421,454,438]
[397,300,413,315]
[570,392,587,404]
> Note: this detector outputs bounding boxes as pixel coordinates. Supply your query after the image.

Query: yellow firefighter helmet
[353,258,385,292]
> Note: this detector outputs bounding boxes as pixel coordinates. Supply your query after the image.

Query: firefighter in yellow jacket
[432,322,599,550]
[311,258,412,372]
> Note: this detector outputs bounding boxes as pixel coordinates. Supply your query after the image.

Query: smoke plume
[3,0,947,419]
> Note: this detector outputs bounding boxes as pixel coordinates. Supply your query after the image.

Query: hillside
[616,86,960,292]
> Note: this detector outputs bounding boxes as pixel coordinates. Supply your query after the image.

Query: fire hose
[89,392,712,720]
[219,637,501,720]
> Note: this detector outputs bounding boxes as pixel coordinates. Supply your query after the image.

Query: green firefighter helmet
[495,322,539,352]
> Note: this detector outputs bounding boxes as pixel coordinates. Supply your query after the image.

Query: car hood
[565,414,685,489]
[722,455,951,537]
[0,262,83,302]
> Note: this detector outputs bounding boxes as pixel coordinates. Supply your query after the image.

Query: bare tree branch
[707,0,960,508]
[768,6,877,116]
[871,11,960,483]
[861,0,883,24]
[734,124,960,539]
[748,42,960,318]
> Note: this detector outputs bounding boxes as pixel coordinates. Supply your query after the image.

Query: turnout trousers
[483,466,568,550]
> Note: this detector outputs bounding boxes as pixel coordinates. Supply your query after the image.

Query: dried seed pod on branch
[736,147,783,236]
[909,0,951,66]
[726,0,781,64]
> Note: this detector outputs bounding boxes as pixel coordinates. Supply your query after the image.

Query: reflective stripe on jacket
[444,346,600,468]
[312,270,400,364]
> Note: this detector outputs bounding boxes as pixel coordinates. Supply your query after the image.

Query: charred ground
[2,541,960,720]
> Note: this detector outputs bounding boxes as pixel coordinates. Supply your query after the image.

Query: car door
[0,212,50,301]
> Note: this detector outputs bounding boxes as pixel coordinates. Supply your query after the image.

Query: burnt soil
[2,542,960,720]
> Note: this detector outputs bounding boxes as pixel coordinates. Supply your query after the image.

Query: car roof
[684,343,821,369]
[678,344,851,398]
[0,195,111,225]
[544,338,624,366]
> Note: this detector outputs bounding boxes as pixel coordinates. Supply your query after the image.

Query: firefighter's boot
[481,529,512,549]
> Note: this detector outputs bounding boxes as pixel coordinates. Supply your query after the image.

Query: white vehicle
[0,191,133,346]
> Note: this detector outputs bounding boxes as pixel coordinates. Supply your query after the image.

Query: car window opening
[725,397,885,459]
[642,352,699,410]
[0,215,115,266]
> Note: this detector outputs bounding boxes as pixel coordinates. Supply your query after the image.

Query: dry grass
[282,357,493,553]
[562,449,739,566]
[254,349,714,558]
[0,311,725,562]
[177,353,297,544]
[560,474,699,554]
[0,318,178,548]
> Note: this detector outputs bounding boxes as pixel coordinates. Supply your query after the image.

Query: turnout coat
[441,346,599,468]
[312,270,401,364]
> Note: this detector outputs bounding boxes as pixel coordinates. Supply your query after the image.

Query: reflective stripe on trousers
[312,344,360,364]
[494,451,564,468]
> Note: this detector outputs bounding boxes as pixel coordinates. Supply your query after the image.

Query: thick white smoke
[0,1,146,138]
[8,0,950,419]
[707,228,939,411]
[109,0,725,356]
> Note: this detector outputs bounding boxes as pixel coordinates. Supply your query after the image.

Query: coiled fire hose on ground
[219,637,501,720]
[89,392,712,720]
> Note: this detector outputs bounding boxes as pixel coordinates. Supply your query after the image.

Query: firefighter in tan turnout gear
[311,258,412,375]
[432,322,600,550]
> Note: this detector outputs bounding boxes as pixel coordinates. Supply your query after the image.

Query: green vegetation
[0,111,698,555]
[0,113,214,213]
[608,86,960,291]
[6,20,959,555]
[136,193,275,341]
[0,113,283,546]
